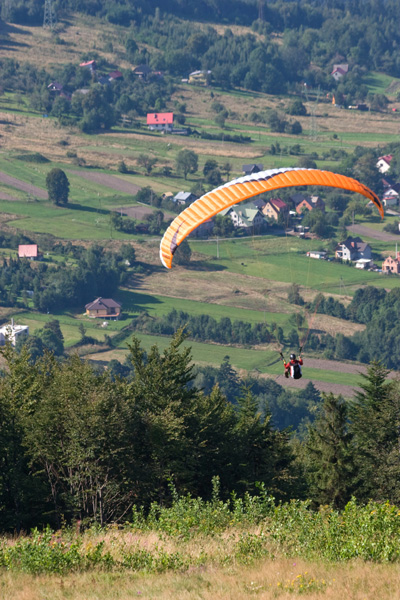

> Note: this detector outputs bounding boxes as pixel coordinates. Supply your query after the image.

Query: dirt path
[347,224,399,242]
[0,172,47,198]
[68,170,141,195]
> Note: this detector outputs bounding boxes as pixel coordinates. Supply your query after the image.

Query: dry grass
[1,553,399,600]
[0,16,131,70]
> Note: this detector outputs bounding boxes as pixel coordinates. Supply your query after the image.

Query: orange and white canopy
[160,167,383,269]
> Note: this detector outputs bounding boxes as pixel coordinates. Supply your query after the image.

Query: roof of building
[174,191,195,201]
[85,297,122,310]
[147,112,174,125]
[242,163,264,174]
[378,154,393,164]
[133,64,152,74]
[48,82,63,91]
[18,244,38,258]
[109,70,123,79]
[267,198,287,210]
[80,60,96,67]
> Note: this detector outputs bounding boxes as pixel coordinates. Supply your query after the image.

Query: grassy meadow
[2,494,400,599]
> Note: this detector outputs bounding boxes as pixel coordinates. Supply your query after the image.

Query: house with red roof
[147,112,174,132]
[79,60,96,72]
[296,195,325,214]
[262,198,288,221]
[377,154,393,174]
[331,63,348,81]
[18,244,41,260]
[108,70,123,81]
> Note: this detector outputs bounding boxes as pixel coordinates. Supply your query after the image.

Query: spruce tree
[303,393,354,508]
[349,361,400,503]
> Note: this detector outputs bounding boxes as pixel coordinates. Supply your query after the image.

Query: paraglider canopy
[160,167,384,269]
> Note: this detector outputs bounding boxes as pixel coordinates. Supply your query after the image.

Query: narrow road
[347,224,399,242]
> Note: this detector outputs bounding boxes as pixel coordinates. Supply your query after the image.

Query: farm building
[85,298,122,319]
[306,251,327,259]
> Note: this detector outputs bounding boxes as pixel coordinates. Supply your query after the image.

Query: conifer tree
[303,393,354,508]
[349,361,400,503]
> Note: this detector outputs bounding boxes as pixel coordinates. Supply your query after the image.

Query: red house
[147,112,174,132]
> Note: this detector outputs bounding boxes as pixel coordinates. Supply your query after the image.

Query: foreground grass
[2,490,400,599]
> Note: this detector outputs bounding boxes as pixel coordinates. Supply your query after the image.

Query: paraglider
[160,167,383,269]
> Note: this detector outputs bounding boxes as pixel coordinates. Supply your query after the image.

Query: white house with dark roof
[335,237,372,261]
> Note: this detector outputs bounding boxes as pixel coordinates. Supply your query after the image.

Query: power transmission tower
[43,0,56,30]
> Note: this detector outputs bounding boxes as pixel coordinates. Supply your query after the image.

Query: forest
[0,329,398,535]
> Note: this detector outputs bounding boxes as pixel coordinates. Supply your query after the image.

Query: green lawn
[117,331,363,387]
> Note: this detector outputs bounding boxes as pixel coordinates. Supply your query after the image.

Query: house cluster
[164,163,327,237]
[376,155,400,208]
[48,60,162,103]
[335,236,374,269]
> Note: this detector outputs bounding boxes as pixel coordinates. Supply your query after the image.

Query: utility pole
[216,236,219,259]
[43,0,56,30]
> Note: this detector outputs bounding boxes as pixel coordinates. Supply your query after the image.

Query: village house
[173,191,197,206]
[147,112,174,132]
[335,237,372,261]
[382,253,400,274]
[296,195,325,214]
[377,154,393,174]
[242,164,264,176]
[18,244,41,260]
[262,198,289,221]
[382,187,399,208]
[132,65,152,79]
[108,70,123,81]
[331,63,348,81]
[48,82,63,93]
[188,70,211,85]
[79,60,96,72]
[85,298,122,319]
[0,319,29,346]
[220,202,267,231]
